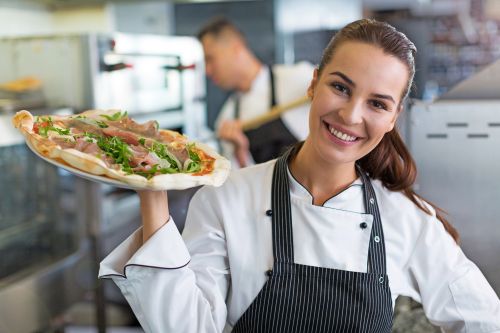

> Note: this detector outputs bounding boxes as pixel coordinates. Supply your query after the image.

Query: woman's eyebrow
[329,71,355,86]
[372,93,396,104]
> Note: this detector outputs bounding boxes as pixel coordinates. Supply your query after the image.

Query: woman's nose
[338,100,363,125]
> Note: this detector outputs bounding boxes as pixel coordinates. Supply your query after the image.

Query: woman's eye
[370,100,388,111]
[332,83,350,95]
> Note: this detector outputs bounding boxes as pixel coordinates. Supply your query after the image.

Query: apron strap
[269,65,277,108]
[356,165,388,275]
[271,147,295,266]
[234,65,276,120]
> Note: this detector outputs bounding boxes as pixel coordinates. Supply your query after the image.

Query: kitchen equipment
[0,77,47,113]
[408,62,500,295]
[0,33,208,332]
[0,112,91,333]
[0,33,207,138]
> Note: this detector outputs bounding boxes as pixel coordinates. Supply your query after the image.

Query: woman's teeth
[329,125,357,142]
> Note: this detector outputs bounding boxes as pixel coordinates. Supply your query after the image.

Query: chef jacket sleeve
[403,205,500,333]
[99,186,230,333]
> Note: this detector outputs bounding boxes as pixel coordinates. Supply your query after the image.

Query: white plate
[26,139,155,191]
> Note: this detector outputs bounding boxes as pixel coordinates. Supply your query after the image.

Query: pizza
[12,109,230,190]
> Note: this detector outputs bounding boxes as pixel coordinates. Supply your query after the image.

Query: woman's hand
[218,119,250,167]
[136,190,170,243]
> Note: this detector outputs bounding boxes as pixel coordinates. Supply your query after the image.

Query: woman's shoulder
[371,179,436,216]
[370,179,439,235]
[194,159,276,202]
[369,179,460,276]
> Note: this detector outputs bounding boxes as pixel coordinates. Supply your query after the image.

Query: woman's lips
[323,121,361,146]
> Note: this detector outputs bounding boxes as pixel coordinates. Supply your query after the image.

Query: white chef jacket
[215,62,313,167]
[100,159,500,333]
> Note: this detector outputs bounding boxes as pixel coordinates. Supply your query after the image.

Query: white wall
[51,6,114,34]
[275,0,362,33]
[0,1,176,38]
[0,6,54,37]
[0,3,114,37]
[111,1,174,35]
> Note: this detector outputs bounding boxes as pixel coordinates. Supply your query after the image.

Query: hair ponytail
[358,129,460,243]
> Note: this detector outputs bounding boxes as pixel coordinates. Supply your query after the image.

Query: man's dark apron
[235,66,298,164]
[232,147,393,332]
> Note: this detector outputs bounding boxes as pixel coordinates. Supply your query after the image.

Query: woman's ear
[307,68,319,99]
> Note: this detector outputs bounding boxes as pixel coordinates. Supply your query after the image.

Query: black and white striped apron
[232,148,393,332]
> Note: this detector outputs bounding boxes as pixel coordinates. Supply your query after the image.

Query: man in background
[197,17,313,168]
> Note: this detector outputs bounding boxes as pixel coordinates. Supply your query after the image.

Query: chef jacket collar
[286,165,365,214]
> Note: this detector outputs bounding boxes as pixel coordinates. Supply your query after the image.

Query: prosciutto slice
[128,145,159,167]
[102,127,141,146]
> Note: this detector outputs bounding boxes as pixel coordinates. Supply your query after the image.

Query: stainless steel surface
[409,100,500,296]
[0,146,77,279]
[0,87,47,113]
[0,245,91,333]
[0,126,89,332]
[0,35,93,110]
[439,58,500,100]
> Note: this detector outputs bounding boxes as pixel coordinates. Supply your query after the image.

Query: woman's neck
[289,141,358,206]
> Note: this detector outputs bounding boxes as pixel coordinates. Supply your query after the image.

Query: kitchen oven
[0,33,207,137]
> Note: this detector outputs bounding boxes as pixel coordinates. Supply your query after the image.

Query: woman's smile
[323,120,362,146]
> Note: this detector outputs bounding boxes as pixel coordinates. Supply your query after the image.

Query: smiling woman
[99,19,500,333]
[299,42,407,199]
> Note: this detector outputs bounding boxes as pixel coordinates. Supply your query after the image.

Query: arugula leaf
[133,165,160,179]
[36,116,71,137]
[95,136,132,172]
[83,131,99,139]
[95,120,109,128]
[100,111,128,121]
[38,126,50,137]
[186,161,201,173]
[186,143,201,163]
[149,142,181,172]
[52,127,71,135]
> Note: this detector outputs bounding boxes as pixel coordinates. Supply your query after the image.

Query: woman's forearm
[137,190,170,243]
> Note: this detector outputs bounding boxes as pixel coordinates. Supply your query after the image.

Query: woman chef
[100,19,500,332]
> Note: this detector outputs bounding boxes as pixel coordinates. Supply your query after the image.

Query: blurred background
[0,0,499,332]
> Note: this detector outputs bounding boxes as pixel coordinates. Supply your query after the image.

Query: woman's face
[307,41,408,166]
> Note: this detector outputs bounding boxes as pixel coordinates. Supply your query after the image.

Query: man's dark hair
[197,16,245,42]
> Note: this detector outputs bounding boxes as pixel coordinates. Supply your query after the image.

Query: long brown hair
[318,19,459,242]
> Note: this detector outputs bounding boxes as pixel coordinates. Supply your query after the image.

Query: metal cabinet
[408,100,500,296]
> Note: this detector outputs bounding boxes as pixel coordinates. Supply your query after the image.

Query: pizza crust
[13,110,231,190]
